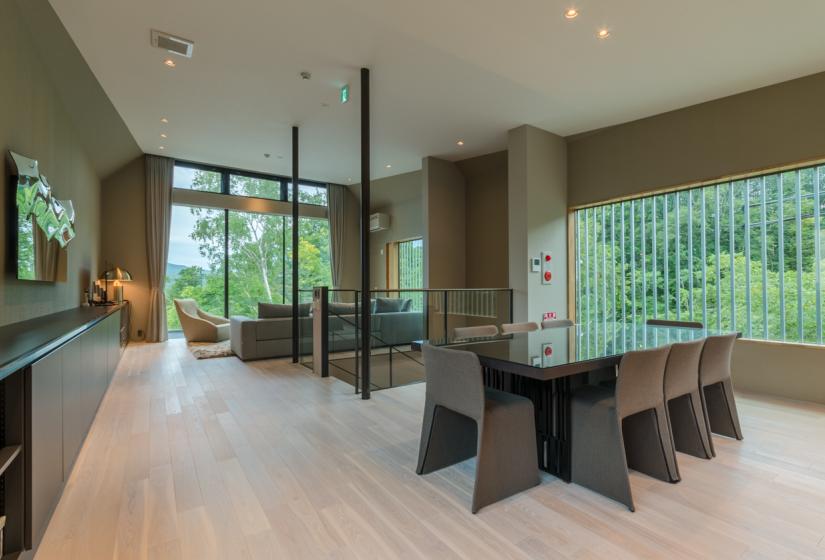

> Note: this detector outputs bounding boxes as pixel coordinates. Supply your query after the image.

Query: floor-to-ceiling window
[574,162,825,345]
[397,238,424,310]
[165,162,332,330]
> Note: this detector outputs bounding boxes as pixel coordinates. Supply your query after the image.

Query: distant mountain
[166,263,186,283]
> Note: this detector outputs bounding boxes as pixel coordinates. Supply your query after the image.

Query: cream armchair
[174,298,230,342]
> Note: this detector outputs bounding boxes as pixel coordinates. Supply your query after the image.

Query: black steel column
[360,67,371,399]
[291,126,300,362]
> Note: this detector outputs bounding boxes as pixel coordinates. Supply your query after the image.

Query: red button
[545,254,551,262]
[544,271,552,281]
[544,346,553,356]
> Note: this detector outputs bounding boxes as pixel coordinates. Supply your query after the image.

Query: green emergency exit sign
[340,84,349,104]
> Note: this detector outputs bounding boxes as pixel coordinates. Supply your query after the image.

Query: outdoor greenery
[576,165,825,345]
[165,170,332,330]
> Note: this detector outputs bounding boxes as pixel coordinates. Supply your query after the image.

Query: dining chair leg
[416,401,478,475]
[571,401,635,511]
[667,391,714,459]
[703,379,744,441]
[622,406,680,483]
[471,403,539,513]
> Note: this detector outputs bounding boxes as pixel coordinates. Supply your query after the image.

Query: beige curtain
[145,155,173,342]
[327,184,345,290]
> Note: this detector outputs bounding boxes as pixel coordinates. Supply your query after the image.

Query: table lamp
[100,267,133,303]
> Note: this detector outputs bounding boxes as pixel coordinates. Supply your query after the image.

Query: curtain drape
[327,184,346,291]
[145,155,174,342]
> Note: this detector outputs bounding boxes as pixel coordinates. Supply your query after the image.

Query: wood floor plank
[35,339,825,560]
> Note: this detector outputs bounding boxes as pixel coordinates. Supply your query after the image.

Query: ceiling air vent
[151,29,194,58]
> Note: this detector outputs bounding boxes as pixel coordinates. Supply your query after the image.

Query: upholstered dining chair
[647,318,704,329]
[452,325,499,340]
[571,345,678,511]
[500,322,539,334]
[699,333,743,450]
[416,345,539,513]
[174,298,230,342]
[664,339,714,460]
[541,319,574,329]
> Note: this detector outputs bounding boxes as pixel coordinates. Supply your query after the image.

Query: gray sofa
[230,299,424,361]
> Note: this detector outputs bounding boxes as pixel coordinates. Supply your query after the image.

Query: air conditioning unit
[369,213,390,232]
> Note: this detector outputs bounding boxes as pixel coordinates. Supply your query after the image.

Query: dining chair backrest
[541,319,574,329]
[453,325,499,339]
[664,339,705,400]
[615,345,671,419]
[647,318,704,329]
[699,333,737,386]
[500,322,539,334]
[422,345,485,422]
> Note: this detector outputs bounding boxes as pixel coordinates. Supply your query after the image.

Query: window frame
[173,159,328,206]
[571,159,825,347]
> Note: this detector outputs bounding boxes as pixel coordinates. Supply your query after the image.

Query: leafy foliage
[576,166,825,345]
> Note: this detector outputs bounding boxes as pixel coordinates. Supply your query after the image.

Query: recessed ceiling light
[597,28,610,39]
[160,133,168,139]
[456,139,465,146]
[159,146,165,150]
[564,8,579,19]
[164,58,176,68]
[385,164,392,169]
[160,117,169,124]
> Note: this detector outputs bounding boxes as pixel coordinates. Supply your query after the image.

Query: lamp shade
[100,267,133,282]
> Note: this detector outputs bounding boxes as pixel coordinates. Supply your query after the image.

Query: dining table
[412,322,740,481]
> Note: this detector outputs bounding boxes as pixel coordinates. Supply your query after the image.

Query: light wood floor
[37,339,825,559]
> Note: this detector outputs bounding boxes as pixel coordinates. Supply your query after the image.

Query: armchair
[174,298,230,342]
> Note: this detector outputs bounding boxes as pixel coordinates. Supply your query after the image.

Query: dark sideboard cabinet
[0,305,126,558]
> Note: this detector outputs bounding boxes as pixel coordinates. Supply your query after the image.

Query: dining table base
[482,366,615,482]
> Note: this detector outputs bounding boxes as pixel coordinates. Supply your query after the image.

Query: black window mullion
[224,208,229,317]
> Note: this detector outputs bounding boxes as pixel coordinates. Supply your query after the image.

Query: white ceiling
[50,0,825,185]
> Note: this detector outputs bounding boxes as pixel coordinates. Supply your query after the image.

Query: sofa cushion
[329,302,357,316]
[258,302,311,318]
[375,297,412,313]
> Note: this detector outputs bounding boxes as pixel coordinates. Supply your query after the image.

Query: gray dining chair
[699,333,743,447]
[664,339,713,460]
[541,319,574,329]
[416,345,539,513]
[647,318,704,329]
[452,325,499,339]
[571,345,678,511]
[500,322,539,334]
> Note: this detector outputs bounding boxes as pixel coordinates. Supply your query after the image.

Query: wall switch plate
[530,257,541,273]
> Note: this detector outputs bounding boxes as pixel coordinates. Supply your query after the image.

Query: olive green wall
[0,0,99,326]
[0,0,137,327]
[567,71,825,208]
[101,157,148,340]
[457,151,508,289]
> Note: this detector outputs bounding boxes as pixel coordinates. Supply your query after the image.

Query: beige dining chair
[699,333,743,451]
[174,298,230,342]
[541,319,574,329]
[664,339,714,460]
[452,325,499,339]
[416,345,539,513]
[647,318,704,329]
[571,345,678,511]
[500,322,539,334]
